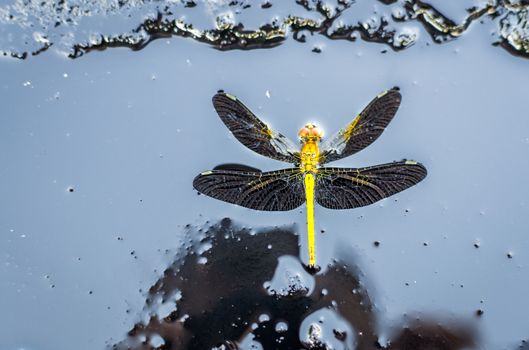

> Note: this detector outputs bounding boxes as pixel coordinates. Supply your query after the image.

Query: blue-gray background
[1,1,529,349]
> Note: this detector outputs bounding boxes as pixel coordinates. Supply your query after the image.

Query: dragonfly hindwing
[315,160,427,209]
[193,168,305,211]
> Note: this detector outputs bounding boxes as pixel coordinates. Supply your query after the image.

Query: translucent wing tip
[391,87,402,99]
[403,159,428,179]
[377,86,402,100]
[213,91,237,104]
[192,173,206,193]
[212,90,225,105]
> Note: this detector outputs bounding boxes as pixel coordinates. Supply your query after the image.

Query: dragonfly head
[299,123,323,142]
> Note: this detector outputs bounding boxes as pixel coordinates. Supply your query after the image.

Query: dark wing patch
[193,167,305,211]
[315,160,427,209]
[320,88,401,164]
[213,163,262,172]
[213,92,300,164]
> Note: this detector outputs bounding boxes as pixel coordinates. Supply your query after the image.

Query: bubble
[258,313,270,323]
[149,335,165,348]
[275,321,288,332]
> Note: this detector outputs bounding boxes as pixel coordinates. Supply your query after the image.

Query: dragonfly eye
[299,125,323,140]
[298,127,310,138]
[311,127,323,138]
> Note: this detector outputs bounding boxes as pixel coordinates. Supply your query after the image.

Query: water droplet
[306,323,323,345]
[33,31,49,44]
[258,313,270,323]
[275,321,288,332]
[333,329,347,341]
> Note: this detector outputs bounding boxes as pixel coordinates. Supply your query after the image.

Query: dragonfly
[193,88,427,269]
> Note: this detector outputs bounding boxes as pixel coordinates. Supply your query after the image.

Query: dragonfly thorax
[300,139,320,172]
[299,123,323,172]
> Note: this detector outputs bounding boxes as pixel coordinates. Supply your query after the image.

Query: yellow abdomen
[301,140,319,268]
[304,172,316,267]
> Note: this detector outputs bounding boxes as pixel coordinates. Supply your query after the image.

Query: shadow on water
[114,218,477,350]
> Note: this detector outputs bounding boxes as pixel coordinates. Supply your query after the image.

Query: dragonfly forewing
[319,88,402,164]
[213,92,300,164]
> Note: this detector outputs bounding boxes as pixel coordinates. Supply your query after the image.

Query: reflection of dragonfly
[194,88,427,269]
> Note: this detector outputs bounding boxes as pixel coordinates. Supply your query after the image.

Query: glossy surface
[1,1,529,349]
